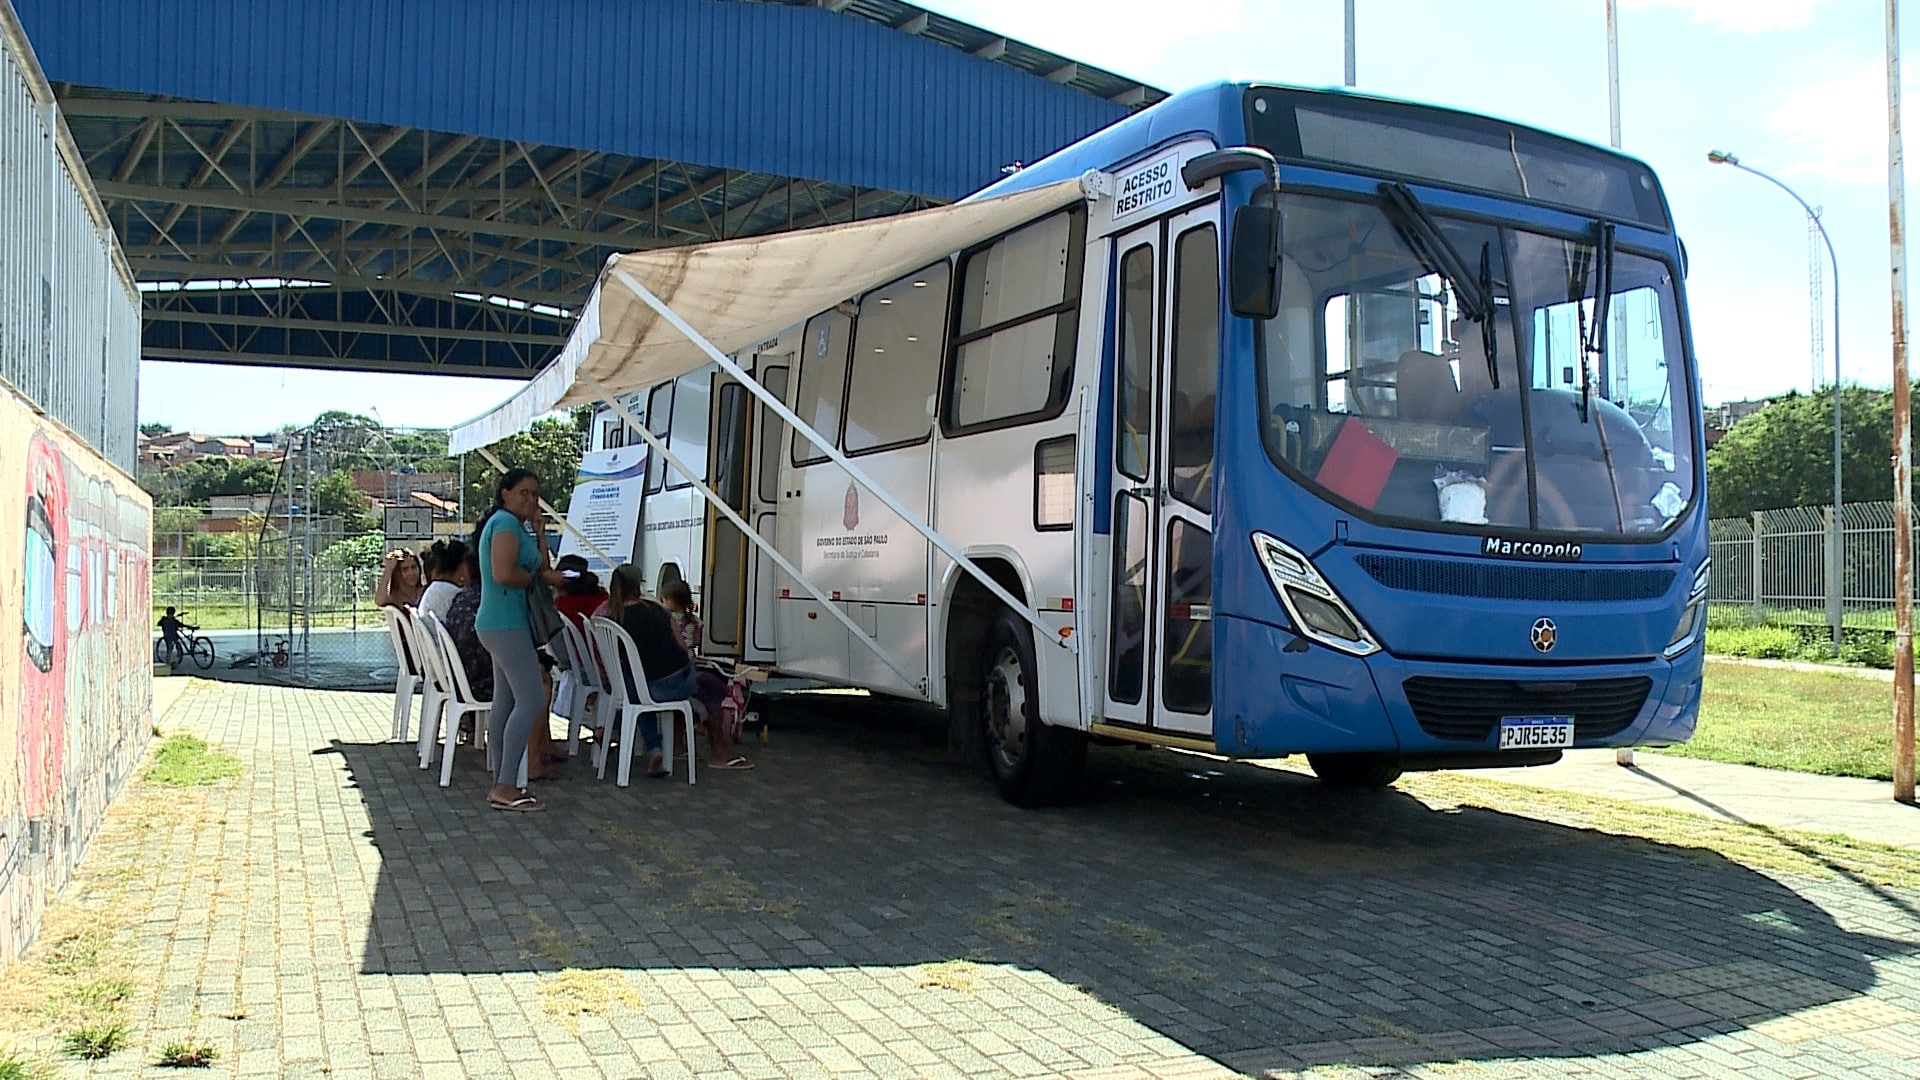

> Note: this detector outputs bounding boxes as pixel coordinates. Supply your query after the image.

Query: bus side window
[945,208,1086,433]
[643,382,673,495]
[844,262,951,454]
[712,381,750,509]
[756,365,789,503]
[666,375,710,490]
[1116,243,1154,481]
[793,310,853,467]
[1168,224,1219,513]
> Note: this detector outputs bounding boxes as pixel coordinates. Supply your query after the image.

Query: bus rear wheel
[1306,753,1403,789]
[980,611,1085,807]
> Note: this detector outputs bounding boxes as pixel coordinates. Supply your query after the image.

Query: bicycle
[229,637,290,671]
[154,624,216,671]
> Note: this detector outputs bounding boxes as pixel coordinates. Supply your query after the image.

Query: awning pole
[584,373,921,689]
[472,444,618,567]
[610,268,1075,654]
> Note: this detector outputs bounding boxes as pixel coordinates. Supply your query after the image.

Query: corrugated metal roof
[17,0,1157,200]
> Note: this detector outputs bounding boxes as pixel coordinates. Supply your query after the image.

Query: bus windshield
[1258,192,1695,539]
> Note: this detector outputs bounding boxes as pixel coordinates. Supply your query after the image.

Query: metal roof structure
[17,0,1165,379]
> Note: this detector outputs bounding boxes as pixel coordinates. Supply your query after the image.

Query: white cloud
[1621,0,1827,33]
[1765,66,1909,185]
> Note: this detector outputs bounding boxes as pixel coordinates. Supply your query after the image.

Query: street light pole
[1344,0,1356,87]
[1709,150,1845,649]
[1609,1,1634,767]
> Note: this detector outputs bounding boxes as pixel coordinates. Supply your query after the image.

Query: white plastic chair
[400,609,448,763]
[417,612,520,789]
[589,615,697,787]
[383,606,425,743]
[554,617,611,760]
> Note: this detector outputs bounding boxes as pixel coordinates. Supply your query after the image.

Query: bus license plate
[1499,715,1574,750]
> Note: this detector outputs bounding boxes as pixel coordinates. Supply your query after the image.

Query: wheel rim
[984,645,1028,772]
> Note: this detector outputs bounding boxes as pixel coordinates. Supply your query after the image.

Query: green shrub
[1792,637,1839,664]
[1705,624,1800,659]
[1840,631,1894,668]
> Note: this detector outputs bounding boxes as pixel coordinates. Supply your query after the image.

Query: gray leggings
[477,628,544,787]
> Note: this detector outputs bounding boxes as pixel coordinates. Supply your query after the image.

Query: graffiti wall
[0,384,151,967]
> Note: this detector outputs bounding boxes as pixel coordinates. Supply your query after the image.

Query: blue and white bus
[573,81,1705,805]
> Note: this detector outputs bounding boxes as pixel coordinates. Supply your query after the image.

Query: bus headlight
[1251,532,1380,657]
[1664,559,1710,658]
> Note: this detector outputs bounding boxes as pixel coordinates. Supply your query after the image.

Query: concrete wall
[0,384,153,967]
[0,0,152,968]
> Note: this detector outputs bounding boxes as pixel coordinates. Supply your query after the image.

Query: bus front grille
[1354,554,1674,603]
[1401,676,1654,742]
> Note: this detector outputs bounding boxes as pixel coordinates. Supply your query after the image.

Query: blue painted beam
[18,0,1129,200]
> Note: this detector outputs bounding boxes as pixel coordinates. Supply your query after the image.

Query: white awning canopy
[449,175,1095,454]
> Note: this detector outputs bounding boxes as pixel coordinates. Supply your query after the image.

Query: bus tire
[980,611,1085,807]
[1306,753,1403,789]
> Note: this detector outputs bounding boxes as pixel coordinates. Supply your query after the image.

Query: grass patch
[596,822,800,916]
[145,734,242,787]
[0,1050,56,1080]
[1659,660,1894,780]
[523,914,589,969]
[156,1040,218,1067]
[61,1020,129,1060]
[1400,771,1920,889]
[538,969,644,1020]
[914,960,979,994]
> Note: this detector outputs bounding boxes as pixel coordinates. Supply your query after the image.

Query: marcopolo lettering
[1482,536,1583,561]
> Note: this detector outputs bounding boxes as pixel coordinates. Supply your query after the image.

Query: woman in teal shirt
[473,468,567,812]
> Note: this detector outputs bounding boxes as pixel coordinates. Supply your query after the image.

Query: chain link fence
[1709,502,1912,633]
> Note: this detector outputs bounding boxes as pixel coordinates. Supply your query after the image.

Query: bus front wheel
[980,612,1085,807]
[1306,753,1403,789]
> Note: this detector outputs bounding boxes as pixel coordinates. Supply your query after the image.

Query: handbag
[525,573,570,669]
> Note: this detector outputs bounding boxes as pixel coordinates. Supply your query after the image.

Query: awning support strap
[610,268,1075,654]
[583,372,921,689]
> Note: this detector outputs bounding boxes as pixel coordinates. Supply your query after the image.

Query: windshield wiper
[1381,183,1503,387]
[1577,222,1616,425]
[1379,182,1491,321]
[1477,241,1501,390]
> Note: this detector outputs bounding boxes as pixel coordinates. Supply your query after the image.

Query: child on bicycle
[157,607,195,663]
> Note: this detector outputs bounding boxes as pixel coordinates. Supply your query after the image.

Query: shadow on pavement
[333,694,1918,1072]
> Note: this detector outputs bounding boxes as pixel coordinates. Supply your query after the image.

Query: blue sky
[140,0,1905,432]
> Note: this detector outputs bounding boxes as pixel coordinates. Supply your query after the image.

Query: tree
[306,470,369,521]
[140,456,283,506]
[140,422,173,436]
[459,417,586,524]
[1706,386,1905,517]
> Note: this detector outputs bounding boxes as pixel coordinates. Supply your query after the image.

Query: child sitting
[660,580,752,770]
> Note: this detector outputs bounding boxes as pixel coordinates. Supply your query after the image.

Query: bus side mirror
[1229,204,1281,320]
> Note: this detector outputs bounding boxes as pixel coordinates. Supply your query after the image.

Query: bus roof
[972,81,1671,230]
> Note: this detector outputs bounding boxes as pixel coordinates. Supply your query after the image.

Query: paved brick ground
[34,681,1920,1077]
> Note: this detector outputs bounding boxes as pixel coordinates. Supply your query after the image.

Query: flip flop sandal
[490,794,545,812]
[712,757,754,770]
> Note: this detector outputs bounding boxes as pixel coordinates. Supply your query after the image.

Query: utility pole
[1888,0,1915,804]
[1608,0,1635,769]
[1344,0,1356,87]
